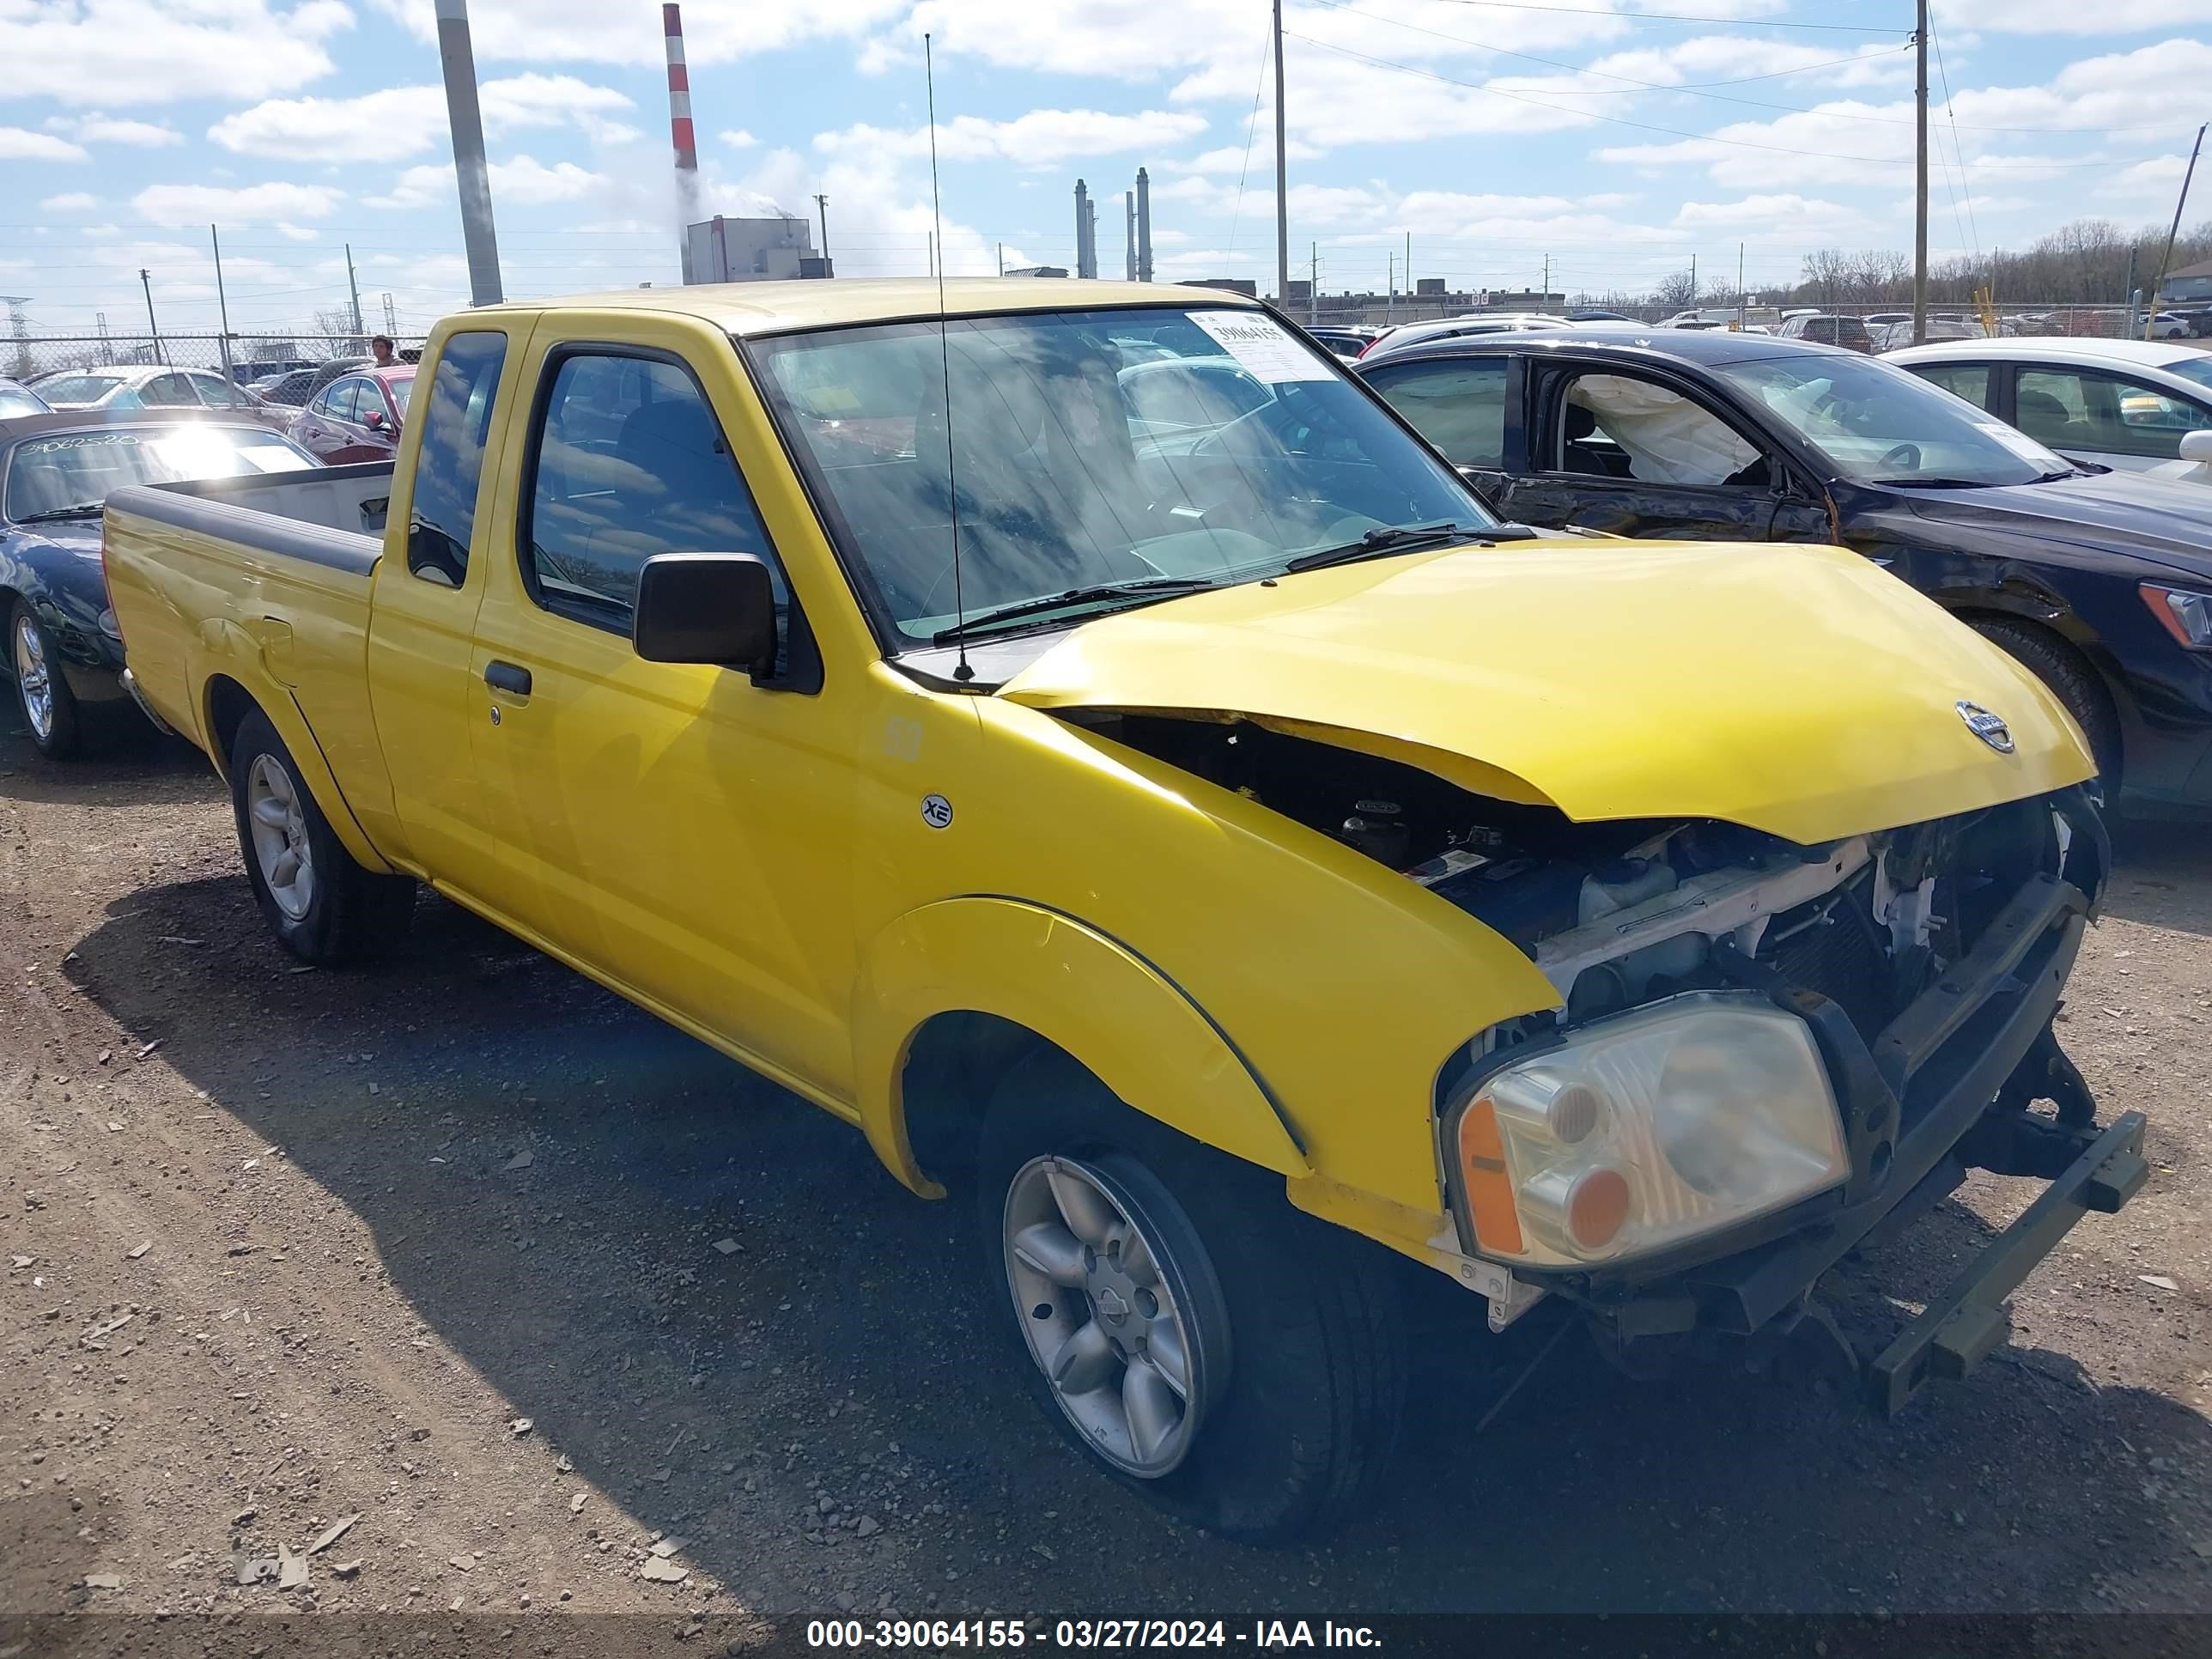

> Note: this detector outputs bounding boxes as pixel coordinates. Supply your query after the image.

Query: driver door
[1493,363,1796,542]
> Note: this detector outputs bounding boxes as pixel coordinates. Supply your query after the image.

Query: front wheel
[976,1052,1406,1542]
[1968,618,2121,787]
[9,599,83,760]
[227,705,415,964]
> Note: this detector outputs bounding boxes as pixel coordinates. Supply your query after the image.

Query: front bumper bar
[1576,868,2145,1405]
[1867,1108,2145,1413]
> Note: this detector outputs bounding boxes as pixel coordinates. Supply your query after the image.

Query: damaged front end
[1074,710,2146,1412]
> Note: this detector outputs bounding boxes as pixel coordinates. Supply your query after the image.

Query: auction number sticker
[1185,311,1334,384]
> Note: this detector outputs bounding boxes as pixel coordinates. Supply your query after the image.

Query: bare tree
[311,305,361,356]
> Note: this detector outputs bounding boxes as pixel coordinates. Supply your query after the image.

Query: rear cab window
[405,331,510,587]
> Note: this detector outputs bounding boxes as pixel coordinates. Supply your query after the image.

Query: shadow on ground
[54,843,2211,1618]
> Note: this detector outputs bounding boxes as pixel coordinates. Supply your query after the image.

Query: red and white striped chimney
[664,3,697,177]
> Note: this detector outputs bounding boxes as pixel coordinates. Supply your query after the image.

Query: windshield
[750,307,1488,647]
[2166,357,2212,396]
[1713,353,2069,485]
[5,426,315,520]
[388,374,414,412]
[0,385,46,417]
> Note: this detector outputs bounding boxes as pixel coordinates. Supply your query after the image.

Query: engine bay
[1073,711,2081,1040]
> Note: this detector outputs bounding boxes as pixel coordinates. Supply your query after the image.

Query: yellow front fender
[854,896,1312,1196]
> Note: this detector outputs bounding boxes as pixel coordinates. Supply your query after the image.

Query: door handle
[484,660,532,696]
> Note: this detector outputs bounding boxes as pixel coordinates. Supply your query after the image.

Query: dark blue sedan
[1358,326,2212,814]
[3,412,319,757]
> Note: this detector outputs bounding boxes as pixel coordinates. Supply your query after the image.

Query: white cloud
[40,191,100,211]
[366,155,604,210]
[0,126,87,161]
[721,130,760,149]
[0,0,352,106]
[367,0,905,64]
[131,181,347,226]
[209,74,637,161]
[45,112,184,147]
[816,109,1207,169]
[1977,0,2202,29]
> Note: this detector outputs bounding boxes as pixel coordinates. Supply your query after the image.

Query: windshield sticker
[1973,419,2057,463]
[17,434,147,456]
[1186,311,1333,384]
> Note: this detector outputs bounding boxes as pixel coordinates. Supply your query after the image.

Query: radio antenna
[924,32,972,684]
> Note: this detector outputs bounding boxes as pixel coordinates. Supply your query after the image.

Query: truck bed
[101,462,399,859]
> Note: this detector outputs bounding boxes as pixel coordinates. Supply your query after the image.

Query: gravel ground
[4,719,2211,1646]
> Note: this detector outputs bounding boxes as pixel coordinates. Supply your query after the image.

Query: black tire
[1969,617,2121,787]
[227,705,415,964]
[975,1049,1406,1543]
[9,599,84,761]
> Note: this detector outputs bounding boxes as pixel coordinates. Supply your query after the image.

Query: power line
[1929,9,1980,259]
[1282,33,2177,168]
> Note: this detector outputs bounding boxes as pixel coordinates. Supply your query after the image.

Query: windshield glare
[1714,354,2069,486]
[752,307,1488,647]
[5,426,314,520]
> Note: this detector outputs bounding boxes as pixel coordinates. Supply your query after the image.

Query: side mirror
[633,552,777,674]
[2179,430,2212,465]
[363,409,386,429]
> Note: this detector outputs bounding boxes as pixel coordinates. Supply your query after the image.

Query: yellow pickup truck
[104,280,2147,1540]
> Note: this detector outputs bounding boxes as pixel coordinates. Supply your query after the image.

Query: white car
[1354,313,1581,361]
[26,363,285,428]
[1886,336,2212,480]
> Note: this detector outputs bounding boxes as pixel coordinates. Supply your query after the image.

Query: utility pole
[1403,230,1411,310]
[1310,241,1317,325]
[138,268,164,364]
[345,242,365,343]
[383,293,398,333]
[435,0,504,306]
[1271,0,1288,305]
[927,231,935,279]
[1912,0,1929,346]
[814,193,832,274]
[209,225,234,381]
[1688,253,1696,307]
[1386,252,1395,324]
[1541,253,1550,310]
[996,240,1005,277]
[2148,124,2206,341]
[1738,241,1746,327]
[2124,245,2139,337]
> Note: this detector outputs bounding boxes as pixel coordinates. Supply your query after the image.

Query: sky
[0,0,2207,342]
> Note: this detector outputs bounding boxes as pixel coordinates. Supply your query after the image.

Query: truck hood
[998,540,2093,845]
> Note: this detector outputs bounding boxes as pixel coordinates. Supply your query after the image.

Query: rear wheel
[976,1050,1405,1542]
[9,599,83,761]
[227,706,414,964]
[1969,618,2121,787]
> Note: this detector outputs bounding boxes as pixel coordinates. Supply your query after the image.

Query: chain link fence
[5,332,433,386]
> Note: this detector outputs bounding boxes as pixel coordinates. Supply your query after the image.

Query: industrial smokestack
[1135,167,1152,283]
[665,3,701,279]
[1124,191,1136,282]
[1073,179,1095,280]
[434,0,502,306]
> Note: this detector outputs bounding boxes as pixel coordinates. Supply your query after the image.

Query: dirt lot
[4,717,2212,1647]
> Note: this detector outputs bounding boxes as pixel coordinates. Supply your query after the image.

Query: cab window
[1363,357,1508,468]
[406,331,508,586]
[521,349,785,633]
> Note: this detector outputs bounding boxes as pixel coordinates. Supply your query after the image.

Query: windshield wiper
[1284,520,1537,574]
[13,501,106,524]
[1869,476,1995,489]
[931,576,1216,644]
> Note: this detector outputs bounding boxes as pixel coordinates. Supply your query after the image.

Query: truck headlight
[1454,992,1847,1267]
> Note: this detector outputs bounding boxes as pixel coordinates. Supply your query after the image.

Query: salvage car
[29,363,288,428]
[289,365,412,465]
[101,281,2143,1539]
[1360,326,2212,812]
[3,412,319,757]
